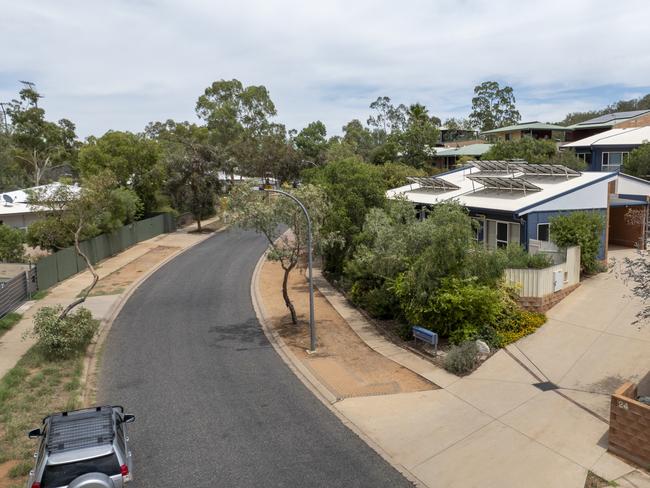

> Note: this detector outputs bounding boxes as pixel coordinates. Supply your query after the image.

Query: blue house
[562,126,650,171]
[388,162,650,260]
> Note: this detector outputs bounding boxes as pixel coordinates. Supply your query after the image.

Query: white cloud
[1,0,649,137]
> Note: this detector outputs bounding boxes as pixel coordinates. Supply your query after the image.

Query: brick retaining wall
[516,283,581,313]
[608,382,650,468]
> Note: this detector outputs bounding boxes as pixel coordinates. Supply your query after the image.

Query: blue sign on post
[412,326,438,355]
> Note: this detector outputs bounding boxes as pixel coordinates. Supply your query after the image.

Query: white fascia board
[518,179,611,215]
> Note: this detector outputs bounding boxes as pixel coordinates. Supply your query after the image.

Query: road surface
[99,229,413,487]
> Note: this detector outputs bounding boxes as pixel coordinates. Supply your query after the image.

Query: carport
[608,197,648,249]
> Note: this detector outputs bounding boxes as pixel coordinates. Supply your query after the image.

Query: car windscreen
[41,453,120,487]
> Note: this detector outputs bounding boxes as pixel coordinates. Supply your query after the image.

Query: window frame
[496,221,509,248]
[601,151,629,171]
[537,223,550,242]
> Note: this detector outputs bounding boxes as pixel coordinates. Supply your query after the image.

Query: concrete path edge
[250,251,429,488]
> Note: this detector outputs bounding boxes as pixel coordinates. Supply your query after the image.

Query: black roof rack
[46,406,117,454]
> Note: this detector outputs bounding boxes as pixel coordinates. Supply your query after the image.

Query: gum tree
[226,183,327,324]
[28,173,141,317]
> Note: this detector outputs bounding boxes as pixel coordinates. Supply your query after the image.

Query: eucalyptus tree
[27,173,141,317]
[7,84,79,185]
[469,81,521,132]
[227,183,328,324]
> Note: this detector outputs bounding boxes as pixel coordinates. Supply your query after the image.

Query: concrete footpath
[0,220,218,381]
[254,255,650,488]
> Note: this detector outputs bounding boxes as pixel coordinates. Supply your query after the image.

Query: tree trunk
[196,216,202,232]
[59,224,99,319]
[282,263,298,324]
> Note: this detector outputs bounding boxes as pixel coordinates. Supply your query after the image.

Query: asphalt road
[99,229,413,487]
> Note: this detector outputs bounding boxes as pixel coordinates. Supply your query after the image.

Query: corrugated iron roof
[481,122,569,135]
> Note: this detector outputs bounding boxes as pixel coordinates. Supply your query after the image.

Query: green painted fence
[36,214,174,291]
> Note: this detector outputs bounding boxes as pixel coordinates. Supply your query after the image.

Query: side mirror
[123,414,135,424]
[28,428,42,439]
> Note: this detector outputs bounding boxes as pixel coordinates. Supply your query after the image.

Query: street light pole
[261,186,316,352]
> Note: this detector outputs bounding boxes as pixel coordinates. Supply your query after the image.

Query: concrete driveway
[335,248,650,487]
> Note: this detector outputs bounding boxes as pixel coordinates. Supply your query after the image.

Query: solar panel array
[469,160,526,173]
[517,163,580,177]
[469,160,580,178]
[467,175,542,194]
[47,407,115,454]
[407,176,460,191]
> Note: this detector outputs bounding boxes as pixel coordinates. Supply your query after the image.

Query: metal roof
[387,164,617,216]
[609,196,648,207]
[434,143,492,157]
[481,122,569,135]
[568,110,650,129]
[562,126,650,148]
[0,182,80,216]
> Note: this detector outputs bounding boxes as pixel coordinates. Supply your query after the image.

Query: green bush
[493,306,547,347]
[349,282,400,319]
[0,312,22,334]
[526,252,554,269]
[30,306,98,359]
[444,341,479,375]
[0,224,25,262]
[550,211,605,274]
[395,277,504,344]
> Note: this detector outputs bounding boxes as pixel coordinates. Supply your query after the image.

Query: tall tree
[195,79,277,176]
[341,119,375,161]
[7,84,80,186]
[367,96,407,137]
[302,159,387,275]
[78,131,163,215]
[294,121,328,164]
[165,134,222,232]
[397,104,440,168]
[469,81,521,132]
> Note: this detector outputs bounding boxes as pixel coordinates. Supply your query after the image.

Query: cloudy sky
[3,0,650,138]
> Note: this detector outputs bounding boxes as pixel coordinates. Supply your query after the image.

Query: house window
[602,152,629,171]
[474,219,485,243]
[537,223,550,242]
[496,222,509,248]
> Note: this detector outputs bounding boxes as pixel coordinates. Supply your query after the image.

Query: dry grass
[0,313,21,340]
[0,345,85,487]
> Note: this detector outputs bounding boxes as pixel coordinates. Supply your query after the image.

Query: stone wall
[608,382,650,468]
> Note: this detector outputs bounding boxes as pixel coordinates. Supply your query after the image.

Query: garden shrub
[491,290,547,347]
[30,306,98,359]
[394,276,504,344]
[0,224,25,262]
[444,341,479,375]
[494,310,546,346]
[526,252,554,269]
[550,211,605,274]
[350,282,401,319]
